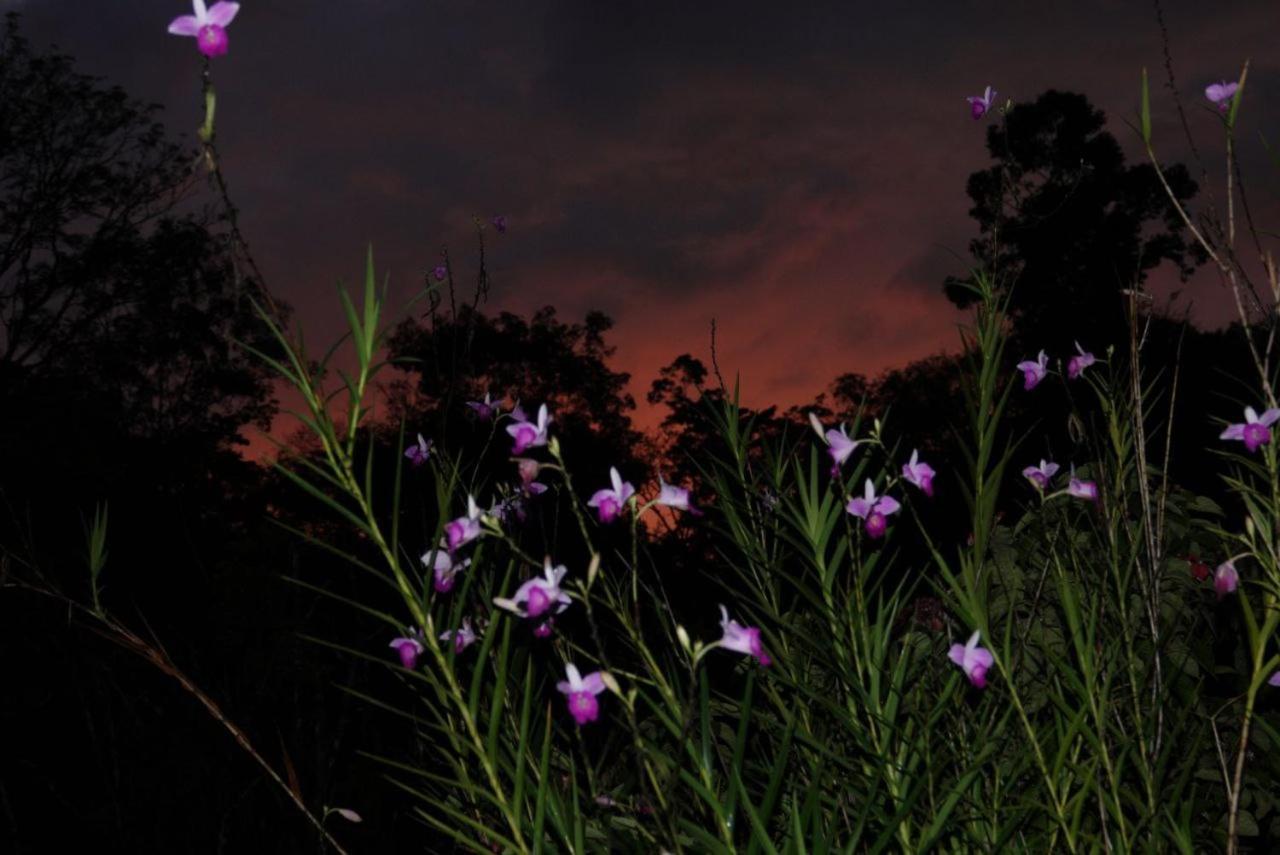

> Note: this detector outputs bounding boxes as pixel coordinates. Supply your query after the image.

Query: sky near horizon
[8,0,1280,435]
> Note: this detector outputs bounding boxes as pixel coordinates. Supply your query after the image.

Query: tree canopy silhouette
[944,90,1204,352]
[388,302,646,486]
[0,12,281,542]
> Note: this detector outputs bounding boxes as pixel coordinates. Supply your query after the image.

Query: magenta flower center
[395,643,419,669]
[533,620,553,638]
[197,25,228,57]
[513,424,537,452]
[434,571,455,593]
[525,586,552,618]
[567,691,599,725]
[865,512,887,539]
[1216,572,1237,597]
[746,629,772,666]
[969,663,988,688]
[597,497,621,523]
[1243,422,1271,452]
[971,100,987,120]
[444,521,464,551]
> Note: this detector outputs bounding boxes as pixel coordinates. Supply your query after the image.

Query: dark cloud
[11,0,1280,431]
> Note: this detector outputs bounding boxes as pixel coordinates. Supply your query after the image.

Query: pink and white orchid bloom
[808,412,858,475]
[656,476,701,515]
[967,86,997,120]
[1220,406,1280,453]
[443,496,485,552]
[168,1,239,57]
[422,548,471,593]
[1066,342,1096,380]
[588,467,636,523]
[506,403,551,454]
[1067,471,1099,503]
[845,479,901,539]
[1215,561,1239,598]
[440,618,480,654]
[1022,459,1059,490]
[1206,80,1239,113]
[949,630,995,688]
[1016,351,1049,390]
[388,628,425,669]
[467,392,500,420]
[556,663,608,726]
[717,606,771,666]
[494,559,572,620]
[902,450,936,497]
[404,433,432,467]
[515,458,548,496]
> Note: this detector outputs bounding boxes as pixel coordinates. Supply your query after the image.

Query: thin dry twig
[6,580,353,855]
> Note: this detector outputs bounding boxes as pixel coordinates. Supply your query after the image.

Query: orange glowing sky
[16,1,1280,447]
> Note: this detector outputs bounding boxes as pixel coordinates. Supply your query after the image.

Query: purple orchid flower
[966,86,997,120]
[422,548,472,593]
[443,496,485,553]
[388,628,425,669]
[168,1,239,57]
[1067,342,1096,380]
[432,265,447,282]
[656,476,701,515]
[949,630,994,688]
[439,618,479,654]
[717,606,772,666]
[1067,471,1099,503]
[1023,459,1060,490]
[845,479,901,539]
[493,558,572,620]
[556,663,607,726]
[1220,406,1280,453]
[467,392,500,420]
[809,413,859,475]
[1215,561,1239,598]
[1016,351,1049,390]
[507,403,551,454]
[1268,670,1280,688]
[588,467,636,523]
[902,450,936,497]
[403,432,432,467]
[515,458,549,496]
[492,215,508,233]
[1206,81,1239,113]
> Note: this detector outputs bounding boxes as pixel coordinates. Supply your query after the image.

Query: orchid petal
[205,1,239,26]
[168,15,202,35]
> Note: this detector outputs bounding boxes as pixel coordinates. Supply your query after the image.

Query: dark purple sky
[10,0,1280,434]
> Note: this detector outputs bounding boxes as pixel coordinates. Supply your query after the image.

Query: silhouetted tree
[0,11,280,535]
[389,304,645,483]
[0,18,392,855]
[944,90,1204,353]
